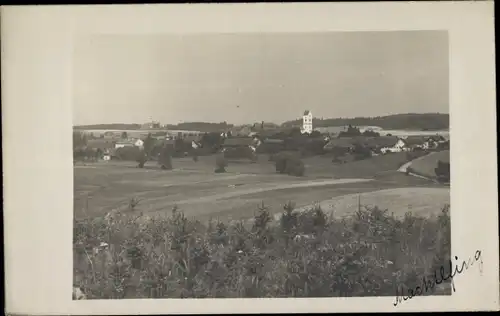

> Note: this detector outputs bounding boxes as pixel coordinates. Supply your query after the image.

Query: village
[73,110,450,177]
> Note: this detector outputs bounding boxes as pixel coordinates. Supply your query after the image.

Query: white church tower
[302,110,313,134]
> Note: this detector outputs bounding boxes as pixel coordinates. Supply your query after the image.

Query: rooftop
[87,139,116,149]
[403,136,428,145]
[223,137,255,147]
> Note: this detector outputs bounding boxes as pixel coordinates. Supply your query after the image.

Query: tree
[215,154,228,173]
[362,129,380,137]
[73,131,87,149]
[338,125,361,137]
[309,130,322,138]
[143,133,155,156]
[159,145,173,170]
[352,143,372,160]
[136,149,147,168]
[289,127,302,138]
[435,160,450,183]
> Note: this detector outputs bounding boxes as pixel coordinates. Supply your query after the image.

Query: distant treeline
[166,122,234,132]
[75,123,141,130]
[281,113,449,131]
[75,113,449,132]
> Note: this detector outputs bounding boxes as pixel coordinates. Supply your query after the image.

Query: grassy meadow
[73,151,451,299]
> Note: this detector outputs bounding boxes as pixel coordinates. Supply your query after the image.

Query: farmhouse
[375,136,406,154]
[401,136,428,150]
[115,140,136,149]
[222,137,255,148]
[323,138,356,153]
[221,137,258,160]
[230,125,253,137]
[181,135,203,150]
[257,138,285,154]
[87,139,116,154]
[365,136,399,150]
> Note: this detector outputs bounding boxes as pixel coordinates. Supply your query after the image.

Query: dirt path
[150,178,374,208]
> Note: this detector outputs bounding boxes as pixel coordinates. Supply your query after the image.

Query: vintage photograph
[72,31,452,300]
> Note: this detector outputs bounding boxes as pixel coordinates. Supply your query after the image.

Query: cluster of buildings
[80,111,449,161]
[323,134,449,155]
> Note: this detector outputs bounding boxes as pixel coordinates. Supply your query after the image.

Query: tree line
[281,113,449,131]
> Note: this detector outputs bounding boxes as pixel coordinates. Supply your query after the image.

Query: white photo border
[2,2,498,314]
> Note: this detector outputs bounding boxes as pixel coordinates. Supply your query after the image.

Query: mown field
[74,153,447,223]
[74,151,451,299]
[407,150,450,179]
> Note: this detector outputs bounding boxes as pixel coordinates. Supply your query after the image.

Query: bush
[115,146,141,161]
[352,144,372,161]
[215,154,228,173]
[285,158,305,177]
[74,201,451,299]
[435,160,450,183]
[274,151,303,176]
[158,147,173,170]
[136,150,148,168]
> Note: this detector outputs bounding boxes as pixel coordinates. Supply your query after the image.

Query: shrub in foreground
[74,201,451,299]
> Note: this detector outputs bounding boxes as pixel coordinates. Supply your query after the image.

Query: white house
[134,139,144,148]
[392,138,408,152]
[380,138,408,154]
[115,141,135,149]
[302,110,313,134]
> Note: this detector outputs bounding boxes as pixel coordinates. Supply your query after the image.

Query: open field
[286,187,450,220]
[404,150,450,179]
[75,153,449,223]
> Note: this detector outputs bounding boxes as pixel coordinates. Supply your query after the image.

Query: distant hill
[281,113,449,131]
[165,122,234,132]
[74,121,233,132]
[74,123,141,130]
[74,113,449,132]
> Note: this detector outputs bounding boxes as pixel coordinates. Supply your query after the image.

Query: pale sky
[72,31,448,126]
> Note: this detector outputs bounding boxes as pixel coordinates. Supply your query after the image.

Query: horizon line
[74,112,449,127]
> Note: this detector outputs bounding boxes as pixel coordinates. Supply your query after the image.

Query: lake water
[316,126,449,138]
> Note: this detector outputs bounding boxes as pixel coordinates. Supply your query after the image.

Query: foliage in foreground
[73,202,451,299]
